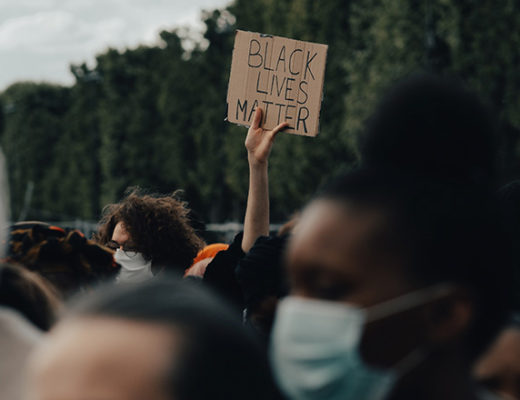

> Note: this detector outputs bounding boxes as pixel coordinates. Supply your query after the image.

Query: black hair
[67,277,276,400]
[317,167,513,360]
[499,180,520,238]
[359,73,497,188]
[498,180,520,311]
[0,263,61,330]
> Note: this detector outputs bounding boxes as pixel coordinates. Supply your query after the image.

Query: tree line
[1,0,519,224]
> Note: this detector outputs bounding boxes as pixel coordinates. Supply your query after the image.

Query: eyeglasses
[106,240,138,253]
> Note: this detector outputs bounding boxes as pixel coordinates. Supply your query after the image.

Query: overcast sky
[0,0,230,90]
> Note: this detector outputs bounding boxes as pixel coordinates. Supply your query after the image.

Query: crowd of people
[1,73,519,400]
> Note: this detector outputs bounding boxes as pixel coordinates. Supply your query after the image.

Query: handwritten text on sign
[227,31,328,136]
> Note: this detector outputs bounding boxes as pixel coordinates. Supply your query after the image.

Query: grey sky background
[0,0,230,90]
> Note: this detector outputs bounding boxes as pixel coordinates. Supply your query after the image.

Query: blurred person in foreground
[270,75,512,400]
[473,181,520,400]
[495,180,520,309]
[1,307,41,400]
[272,171,509,400]
[474,315,520,400]
[0,263,60,331]
[26,277,278,400]
[0,151,58,400]
[95,189,204,283]
[0,263,61,400]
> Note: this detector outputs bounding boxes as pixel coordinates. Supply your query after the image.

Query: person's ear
[422,288,474,345]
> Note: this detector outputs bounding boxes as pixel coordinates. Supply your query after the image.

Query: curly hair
[95,188,204,273]
[7,222,119,297]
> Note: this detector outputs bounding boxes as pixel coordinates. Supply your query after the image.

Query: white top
[0,307,42,400]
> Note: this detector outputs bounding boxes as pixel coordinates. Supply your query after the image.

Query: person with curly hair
[7,221,119,296]
[95,189,204,283]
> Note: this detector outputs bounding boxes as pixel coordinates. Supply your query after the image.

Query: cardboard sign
[227,30,328,137]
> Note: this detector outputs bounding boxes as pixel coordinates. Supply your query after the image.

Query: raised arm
[242,107,288,253]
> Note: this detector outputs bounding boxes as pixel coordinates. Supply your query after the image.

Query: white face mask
[270,286,453,400]
[114,249,153,284]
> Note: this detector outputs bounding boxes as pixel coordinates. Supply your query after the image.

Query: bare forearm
[241,107,286,253]
[242,158,269,253]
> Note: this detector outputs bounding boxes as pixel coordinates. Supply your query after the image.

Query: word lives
[227,31,328,137]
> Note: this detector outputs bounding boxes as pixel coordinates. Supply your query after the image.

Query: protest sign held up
[227,30,328,137]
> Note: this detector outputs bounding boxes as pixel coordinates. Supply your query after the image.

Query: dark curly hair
[7,222,119,297]
[95,188,204,274]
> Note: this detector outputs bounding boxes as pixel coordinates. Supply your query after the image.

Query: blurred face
[287,199,415,305]
[474,327,520,400]
[26,317,177,400]
[285,199,440,367]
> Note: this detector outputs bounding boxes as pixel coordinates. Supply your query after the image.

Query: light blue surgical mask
[270,286,453,400]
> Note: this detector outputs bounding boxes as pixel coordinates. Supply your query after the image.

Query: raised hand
[245,107,289,165]
[241,107,288,253]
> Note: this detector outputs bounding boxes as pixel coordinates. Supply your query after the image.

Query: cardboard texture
[227,30,328,137]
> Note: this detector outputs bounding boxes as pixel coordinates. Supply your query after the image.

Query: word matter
[227,31,328,137]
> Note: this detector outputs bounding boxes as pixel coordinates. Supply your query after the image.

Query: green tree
[42,63,104,220]
[0,83,70,220]
[96,46,164,207]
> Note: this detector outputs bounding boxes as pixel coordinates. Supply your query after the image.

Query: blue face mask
[270,286,453,400]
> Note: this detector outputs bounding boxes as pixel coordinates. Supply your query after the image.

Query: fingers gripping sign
[245,107,289,165]
[227,30,327,136]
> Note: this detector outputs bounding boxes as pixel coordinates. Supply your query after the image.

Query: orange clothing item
[184,243,229,278]
[192,243,229,265]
